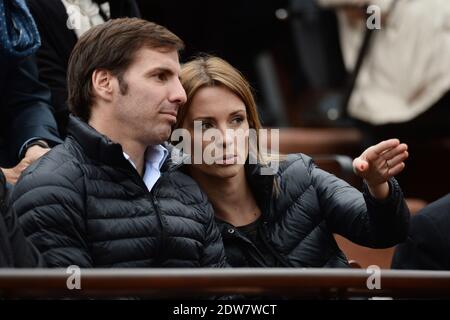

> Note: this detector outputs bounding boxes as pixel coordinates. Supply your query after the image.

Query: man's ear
[91,69,115,102]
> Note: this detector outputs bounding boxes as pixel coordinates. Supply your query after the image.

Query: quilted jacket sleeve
[200,201,227,268]
[9,148,93,267]
[307,156,410,248]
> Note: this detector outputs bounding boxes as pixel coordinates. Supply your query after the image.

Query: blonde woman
[173,55,410,268]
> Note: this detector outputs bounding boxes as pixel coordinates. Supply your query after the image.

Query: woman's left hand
[353,139,409,199]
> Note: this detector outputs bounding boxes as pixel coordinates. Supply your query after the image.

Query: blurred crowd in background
[1,0,449,274]
[138,0,450,202]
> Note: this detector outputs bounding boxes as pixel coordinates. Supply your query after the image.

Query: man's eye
[156,73,167,81]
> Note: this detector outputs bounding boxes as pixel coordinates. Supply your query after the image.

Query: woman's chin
[206,163,243,179]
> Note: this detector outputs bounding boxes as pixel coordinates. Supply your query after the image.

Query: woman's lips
[216,154,237,165]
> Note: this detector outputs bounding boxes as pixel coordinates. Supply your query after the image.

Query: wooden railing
[1,268,450,299]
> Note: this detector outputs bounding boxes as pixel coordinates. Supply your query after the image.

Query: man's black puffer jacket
[1,169,43,267]
[9,116,226,268]
[217,154,410,268]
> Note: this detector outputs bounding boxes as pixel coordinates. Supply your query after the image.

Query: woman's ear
[91,69,115,102]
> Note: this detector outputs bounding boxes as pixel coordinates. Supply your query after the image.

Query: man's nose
[169,78,187,106]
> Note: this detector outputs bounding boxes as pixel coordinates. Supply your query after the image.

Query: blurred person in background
[318,0,450,141]
[0,0,61,183]
[1,0,60,267]
[392,193,450,270]
[318,0,450,201]
[27,0,141,135]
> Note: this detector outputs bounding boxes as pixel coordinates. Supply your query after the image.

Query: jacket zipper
[124,165,167,267]
[259,222,292,267]
[227,230,267,267]
[150,179,167,267]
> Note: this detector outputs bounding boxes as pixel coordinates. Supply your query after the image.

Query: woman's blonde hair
[177,55,283,194]
[176,55,262,130]
[176,55,266,162]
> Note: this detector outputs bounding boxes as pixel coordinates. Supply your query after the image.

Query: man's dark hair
[67,18,184,121]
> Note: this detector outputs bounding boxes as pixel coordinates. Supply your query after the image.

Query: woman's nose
[219,127,235,148]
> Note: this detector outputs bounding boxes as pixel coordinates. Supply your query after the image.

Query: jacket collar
[0,168,5,201]
[67,115,172,171]
[67,115,127,167]
[215,163,276,237]
[245,162,277,221]
[160,146,193,173]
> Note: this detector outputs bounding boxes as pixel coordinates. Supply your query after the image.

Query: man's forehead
[133,47,181,72]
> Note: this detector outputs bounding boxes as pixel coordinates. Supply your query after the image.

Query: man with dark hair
[9,18,226,268]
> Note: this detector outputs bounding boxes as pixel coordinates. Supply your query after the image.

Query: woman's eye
[201,122,213,130]
[231,117,244,125]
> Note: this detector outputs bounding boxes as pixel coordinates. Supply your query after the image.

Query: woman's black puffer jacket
[217,154,410,268]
